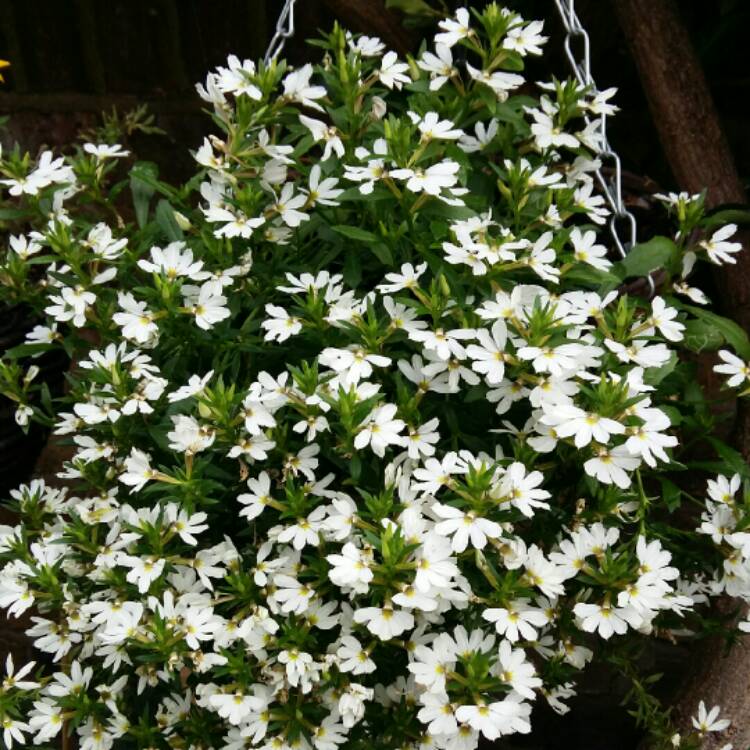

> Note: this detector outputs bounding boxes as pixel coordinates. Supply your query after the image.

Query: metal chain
[264,0,297,66]
[553,0,653,292]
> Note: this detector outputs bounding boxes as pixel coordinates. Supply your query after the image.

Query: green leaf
[643,351,679,385]
[155,199,184,242]
[0,207,32,221]
[343,251,362,289]
[705,437,750,478]
[682,319,725,353]
[332,225,378,243]
[385,0,436,16]
[680,304,750,359]
[130,161,159,228]
[660,478,682,512]
[563,264,622,291]
[703,207,750,230]
[370,242,394,266]
[616,236,679,278]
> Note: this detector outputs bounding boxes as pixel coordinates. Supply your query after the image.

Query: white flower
[299,115,345,161]
[338,683,373,728]
[692,701,731,734]
[336,635,376,674]
[283,63,326,110]
[167,415,215,454]
[573,601,641,639]
[408,641,454,692]
[483,599,548,642]
[378,51,411,90]
[409,326,475,360]
[714,350,750,388]
[83,143,130,160]
[187,280,230,329]
[466,320,508,384]
[539,403,625,448]
[569,227,611,270]
[113,292,158,343]
[9,233,42,259]
[319,346,390,387]
[707,473,741,505]
[278,649,317,690]
[405,417,440,459]
[327,543,374,591]
[435,7,472,47]
[0,716,30,749]
[648,297,684,342]
[584,447,641,488]
[458,119,499,153]
[496,640,541,699]
[29,700,63,744]
[353,605,414,639]
[354,403,406,457]
[455,694,531,740]
[415,111,463,141]
[118,555,166,594]
[377,262,427,293]
[432,502,501,552]
[45,286,96,328]
[527,105,579,150]
[272,182,310,227]
[210,690,263,725]
[277,508,325,550]
[414,534,459,591]
[165,505,208,545]
[348,33,385,57]
[119,448,158,492]
[417,43,456,90]
[215,54,262,99]
[138,241,207,279]
[466,62,525,100]
[700,224,742,265]
[2,654,40,691]
[503,19,548,56]
[391,159,461,196]
[411,452,467,494]
[168,370,214,402]
[261,304,302,342]
[206,206,264,238]
[238,472,275,521]
[418,692,459,736]
[500,462,551,517]
[305,165,343,207]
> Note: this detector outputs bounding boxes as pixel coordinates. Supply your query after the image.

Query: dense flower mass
[0,4,748,750]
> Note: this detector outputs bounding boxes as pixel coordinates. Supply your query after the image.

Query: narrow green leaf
[332,225,378,243]
[155,199,184,242]
[130,161,159,228]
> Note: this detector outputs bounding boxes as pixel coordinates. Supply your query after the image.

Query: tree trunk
[614,1,750,747]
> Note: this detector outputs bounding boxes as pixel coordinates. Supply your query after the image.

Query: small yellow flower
[0,60,9,83]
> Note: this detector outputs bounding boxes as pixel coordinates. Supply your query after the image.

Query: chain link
[265,0,297,66]
[553,0,654,292]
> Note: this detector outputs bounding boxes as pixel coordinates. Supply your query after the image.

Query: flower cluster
[0,4,748,750]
